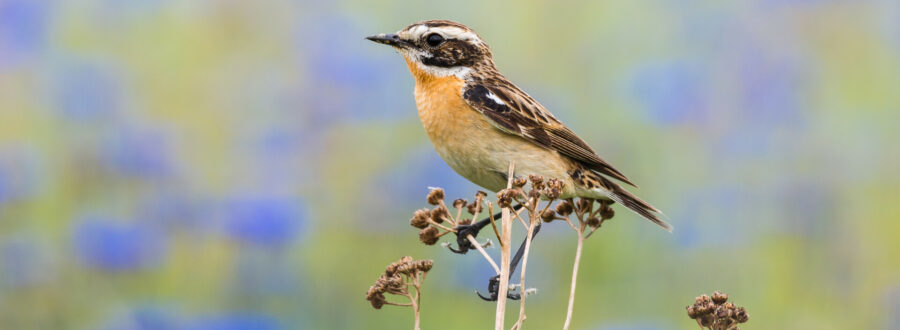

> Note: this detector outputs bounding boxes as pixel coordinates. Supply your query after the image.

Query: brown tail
[594,175,672,232]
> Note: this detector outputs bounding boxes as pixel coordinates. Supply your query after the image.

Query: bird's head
[367,20,494,79]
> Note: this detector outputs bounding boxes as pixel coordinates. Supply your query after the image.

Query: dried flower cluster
[410,188,488,246]
[366,256,433,309]
[403,174,619,330]
[686,291,749,330]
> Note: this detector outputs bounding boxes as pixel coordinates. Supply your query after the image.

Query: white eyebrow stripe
[401,25,482,44]
[486,92,505,105]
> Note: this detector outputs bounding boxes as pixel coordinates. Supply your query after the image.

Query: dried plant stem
[513,218,538,329]
[466,234,501,274]
[563,227,585,330]
[495,161,515,330]
[487,203,503,248]
[405,290,421,330]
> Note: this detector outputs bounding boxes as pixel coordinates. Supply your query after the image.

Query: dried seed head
[699,314,714,327]
[696,294,712,305]
[396,262,414,275]
[599,206,615,220]
[453,198,467,209]
[556,201,574,216]
[544,179,564,199]
[712,291,728,304]
[686,305,699,319]
[586,217,601,228]
[541,209,556,222]
[527,189,541,199]
[733,307,749,323]
[426,188,445,205]
[576,198,593,213]
[416,260,433,272]
[693,301,713,315]
[722,302,735,309]
[387,273,404,287]
[457,218,472,226]
[418,227,440,245]
[366,290,386,309]
[529,175,545,190]
[512,177,527,188]
[385,256,413,276]
[715,305,732,319]
[430,206,449,223]
[497,189,517,208]
[410,209,430,229]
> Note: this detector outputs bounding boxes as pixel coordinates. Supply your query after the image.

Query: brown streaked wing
[462,80,637,187]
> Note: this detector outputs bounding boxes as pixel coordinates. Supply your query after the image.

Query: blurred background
[1,0,899,329]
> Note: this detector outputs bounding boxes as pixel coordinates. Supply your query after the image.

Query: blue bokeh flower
[631,61,708,125]
[0,0,47,68]
[72,217,167,272]
[187,313,280,330]
[224,197,306,247]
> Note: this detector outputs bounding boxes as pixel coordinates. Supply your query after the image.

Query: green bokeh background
[1,0,899,329]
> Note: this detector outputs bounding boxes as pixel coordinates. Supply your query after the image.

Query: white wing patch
[486,92,506,105]
[487,92,506,105]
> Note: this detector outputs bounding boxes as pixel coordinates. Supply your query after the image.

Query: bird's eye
[426,33,444,47]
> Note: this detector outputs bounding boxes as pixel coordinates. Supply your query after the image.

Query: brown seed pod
[586,217,601,228]
[556,201,574,216]
[453,198,467,209]
[733,307,749,323]
[712,291,728,304]
[410,209,430,229]
[715,305,732,319]
[541,209,557,222]
[686,305,699,319]
[418,227,440,245]
[696,294,712,305]
[529,174,545,190]
[430,206,449,223]
[426,188,444,205]
[474,190,487,199]
[497,189,517,208]
[599,206,615,220]
[416,260,433,272]
[512,177,527,188]
[367,291,386,309]
[576,198,593,213]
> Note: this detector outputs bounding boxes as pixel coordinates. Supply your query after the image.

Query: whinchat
[368,20,671,231]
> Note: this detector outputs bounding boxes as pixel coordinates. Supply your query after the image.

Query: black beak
[366,33,406,47]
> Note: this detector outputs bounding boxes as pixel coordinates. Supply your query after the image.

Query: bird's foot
[448,204,522,254]
[474,223,541,301]
[476,275,522,301]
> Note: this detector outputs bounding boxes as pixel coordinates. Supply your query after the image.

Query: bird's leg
[449,204,523,254]
[477,223,542,301]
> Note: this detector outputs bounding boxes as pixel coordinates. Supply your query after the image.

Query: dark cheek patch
[420,40,480,68]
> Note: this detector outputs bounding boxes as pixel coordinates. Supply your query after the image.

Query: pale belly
[431,126,575,193]
[418,100,579,195]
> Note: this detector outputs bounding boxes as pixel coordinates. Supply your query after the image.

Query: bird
[367,20,671,232]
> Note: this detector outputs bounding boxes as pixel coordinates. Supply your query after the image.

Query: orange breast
[404,58,488,147]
